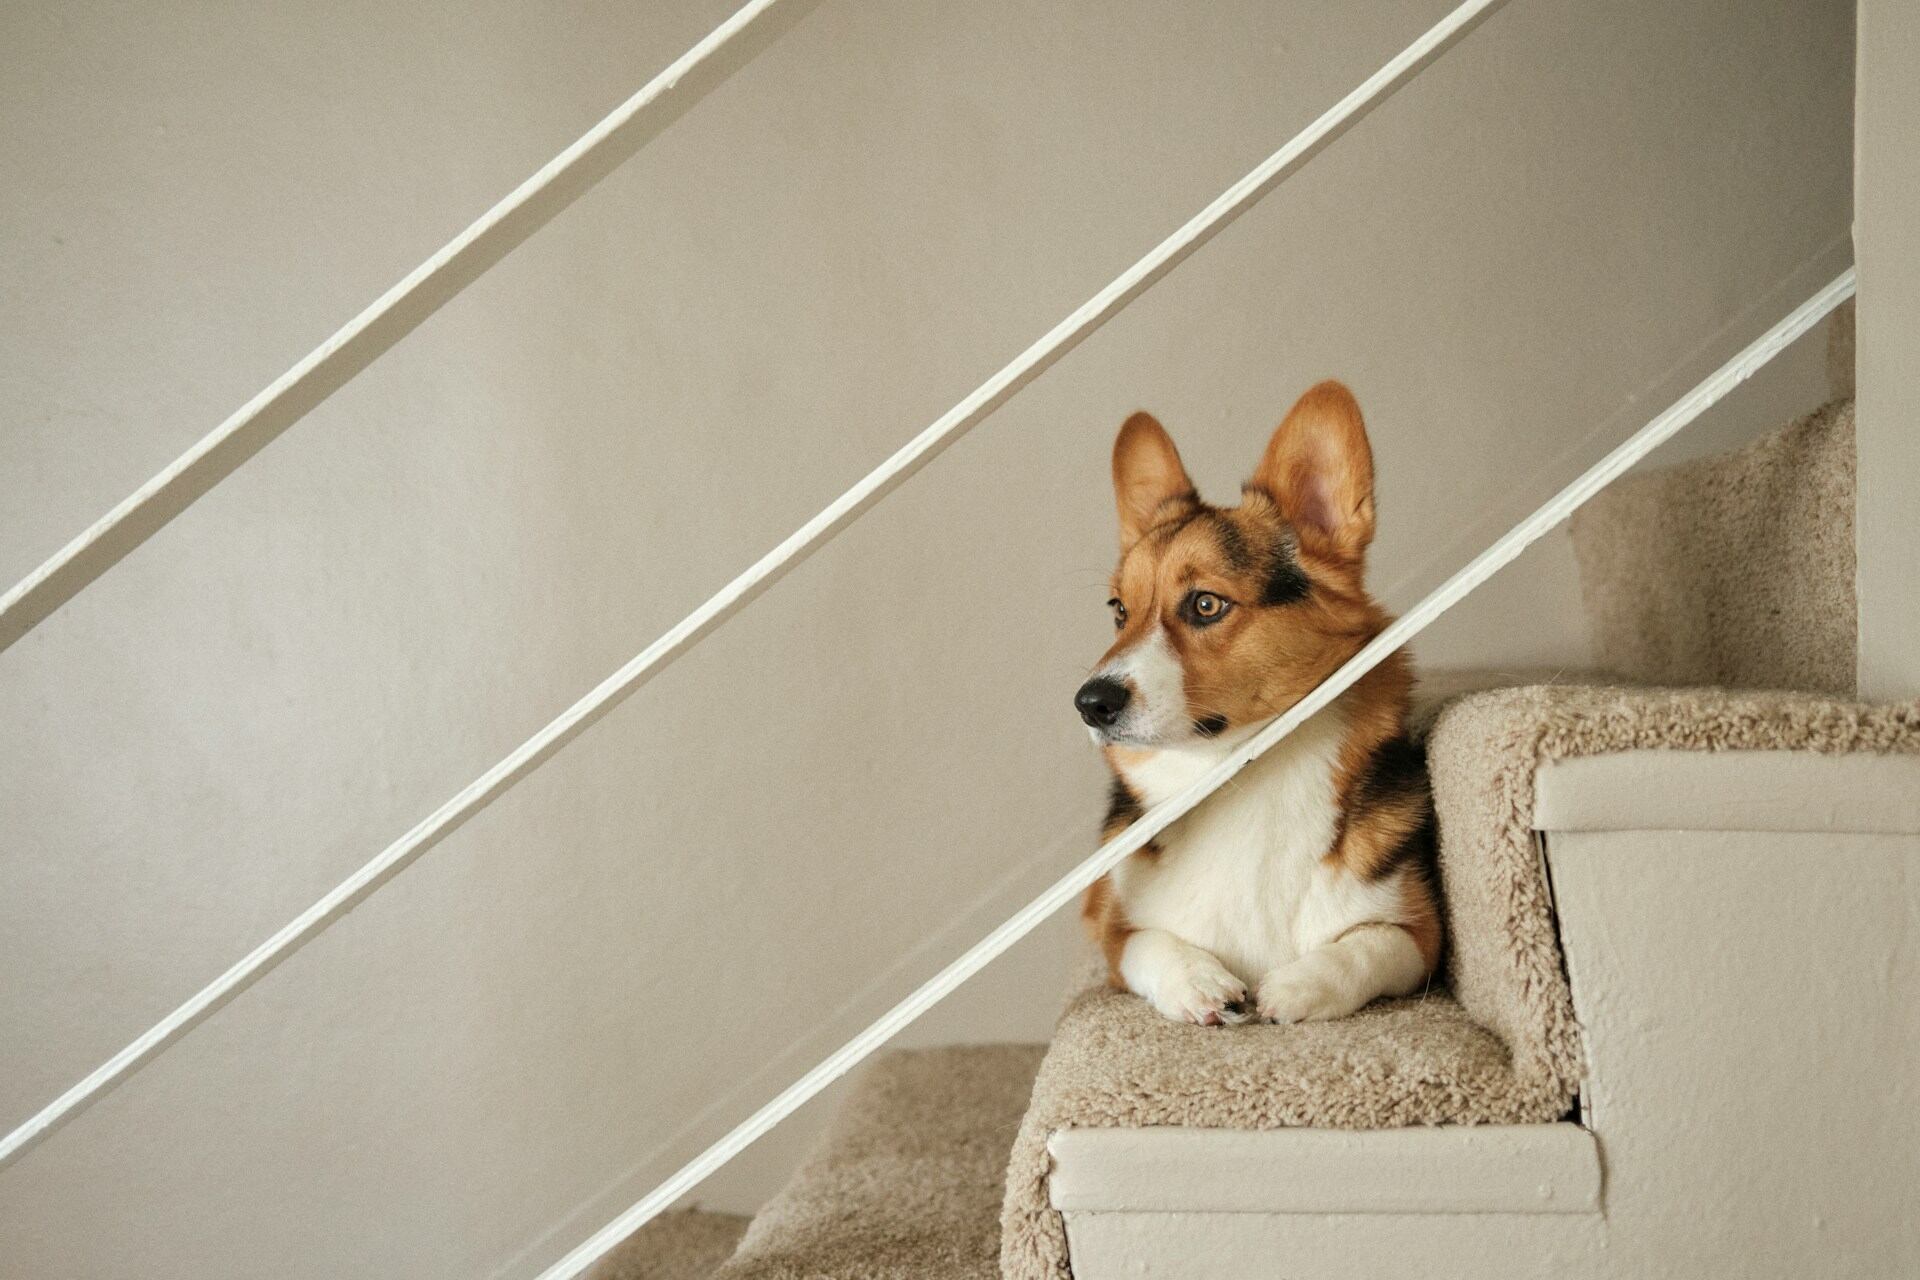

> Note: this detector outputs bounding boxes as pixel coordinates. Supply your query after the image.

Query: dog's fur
[1077,382,1441,1025]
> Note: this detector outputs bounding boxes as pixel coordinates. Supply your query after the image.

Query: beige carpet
[586,1208,749,1280]
[715,1044,1044,1280]
[1569,397,1856,694]
[999,983,1571,1278]
[1001,682,1920,1278]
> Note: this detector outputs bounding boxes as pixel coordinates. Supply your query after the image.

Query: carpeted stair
[586,1208,749,1280]
[1568,397,1855,694]
[715,1044,1044,1279]
[1567,302,1857,695]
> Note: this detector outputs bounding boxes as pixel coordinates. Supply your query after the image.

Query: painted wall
[0,1,1848,1276]
[1855,0,1920,701]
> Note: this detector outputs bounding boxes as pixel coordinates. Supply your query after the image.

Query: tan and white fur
[1075,382,1441,1026]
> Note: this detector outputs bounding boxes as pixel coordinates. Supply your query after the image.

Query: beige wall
[1856,0,1920,701]
[0,1,1848,1276]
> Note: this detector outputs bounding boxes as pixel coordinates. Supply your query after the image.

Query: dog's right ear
[1252,381,1375,561]
[1112,412,1196,547]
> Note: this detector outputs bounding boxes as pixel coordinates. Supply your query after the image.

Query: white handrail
[0,0,815,655]
[0,0,1511,1172]
[532,269,1857,1280]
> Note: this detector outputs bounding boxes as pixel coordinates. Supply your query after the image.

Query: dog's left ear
[1252,380,1376,559]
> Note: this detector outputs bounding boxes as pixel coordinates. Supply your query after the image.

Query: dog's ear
[1252,381,1375,559]
[1112,412,1196,546]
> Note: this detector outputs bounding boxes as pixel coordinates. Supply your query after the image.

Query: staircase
[591,331,1920,1278]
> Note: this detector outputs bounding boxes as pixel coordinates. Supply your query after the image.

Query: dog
[1075,381,1440,1026]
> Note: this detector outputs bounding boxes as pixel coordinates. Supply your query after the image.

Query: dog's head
[1075,381,1389,748]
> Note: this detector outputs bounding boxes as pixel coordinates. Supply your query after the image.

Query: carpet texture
[998,985,1569,1279]
[585,1208,749,1280]
[1001,682,1920,1278]
[715,1044,1044,1280]
[1568,397,1856,695]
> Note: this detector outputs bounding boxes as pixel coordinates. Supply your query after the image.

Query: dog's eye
[1181,590,1231,626]
[1108,598,1128,629]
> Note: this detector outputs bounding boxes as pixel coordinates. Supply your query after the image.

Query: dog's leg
[1255,923,1427,1024]
[1120,928,1252,1026]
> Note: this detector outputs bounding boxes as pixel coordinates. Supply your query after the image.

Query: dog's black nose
[1075,677,1131,728]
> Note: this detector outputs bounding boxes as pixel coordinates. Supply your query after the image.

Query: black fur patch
[1347,735,1438,881]
[1350,735,1429,808]
[1104,774,1143,832]
[1372,808,1438,882]
[1260,535,1311,606]
[1209,515,1255,573]
[1193,714,1229,737]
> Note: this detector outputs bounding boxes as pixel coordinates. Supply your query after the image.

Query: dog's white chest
[1111,705,1355,986]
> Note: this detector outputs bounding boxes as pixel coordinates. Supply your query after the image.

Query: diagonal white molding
[0,0,1513,1175]
[530,268,1856,1280]
[0,0,817,654]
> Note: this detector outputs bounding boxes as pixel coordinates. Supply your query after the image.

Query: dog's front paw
[1149,951,1251,1027]
[1256,961,1360,1024]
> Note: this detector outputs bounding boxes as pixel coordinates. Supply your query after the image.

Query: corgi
[1075,381,1440,1026]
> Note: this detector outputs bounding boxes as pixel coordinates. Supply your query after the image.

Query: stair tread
[586,1208,750,1280]
[1028,983,1546,1132]
[1002,983,1568,1276]
[716,1043,1044,1280]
